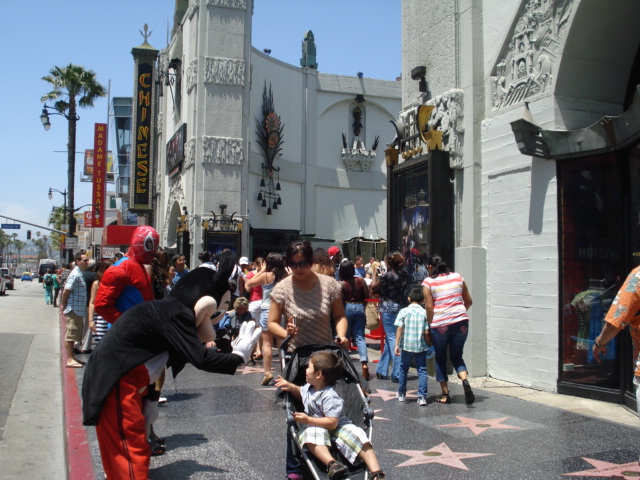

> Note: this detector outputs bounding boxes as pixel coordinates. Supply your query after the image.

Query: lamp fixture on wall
[202,204,242,232]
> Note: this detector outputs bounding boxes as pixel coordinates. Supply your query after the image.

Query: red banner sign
[92,123,107,227]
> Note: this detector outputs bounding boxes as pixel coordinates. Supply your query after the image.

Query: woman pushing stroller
[275,350,386,480]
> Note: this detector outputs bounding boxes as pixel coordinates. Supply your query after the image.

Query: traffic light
[27,230,31,240]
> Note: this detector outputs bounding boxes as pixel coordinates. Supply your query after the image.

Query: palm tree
[41,64,106,255]
[48,206,65,252]
[13,240,26,267]
[0,230,9,265]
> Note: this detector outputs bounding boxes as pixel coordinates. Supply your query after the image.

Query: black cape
[81,296,242,426]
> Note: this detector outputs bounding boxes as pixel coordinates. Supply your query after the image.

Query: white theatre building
[148,0,400,263]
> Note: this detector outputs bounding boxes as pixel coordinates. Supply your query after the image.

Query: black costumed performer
[81,251,261,480]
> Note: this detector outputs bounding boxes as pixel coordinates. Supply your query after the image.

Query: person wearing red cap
[327,246,342,280]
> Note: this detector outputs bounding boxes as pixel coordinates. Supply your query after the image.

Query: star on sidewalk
[388,442,493,470]
[436,415,524,435]
[240,365,263,375]
[369,389,418,401]
[563,457,640,478]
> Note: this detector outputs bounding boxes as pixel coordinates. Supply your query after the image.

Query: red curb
[60,311,96,480]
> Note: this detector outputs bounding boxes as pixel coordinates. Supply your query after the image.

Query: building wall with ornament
[151,0,401,264]
[400,0,640,406]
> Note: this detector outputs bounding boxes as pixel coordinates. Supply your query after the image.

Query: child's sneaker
[396,392,406,402]
[417,396,427,406]
[327,460,348,479]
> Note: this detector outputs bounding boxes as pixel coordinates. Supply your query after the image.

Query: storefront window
[559,154,624,389]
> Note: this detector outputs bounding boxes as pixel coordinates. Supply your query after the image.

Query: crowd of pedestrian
[56,232,485,480]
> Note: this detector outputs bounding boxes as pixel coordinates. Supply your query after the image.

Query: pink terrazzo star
[436,415,524,435]
[369,389,418,401]
[373,409,389,421]
[564,458,640,478]
[240,365,263,375]
[388,442,493,470]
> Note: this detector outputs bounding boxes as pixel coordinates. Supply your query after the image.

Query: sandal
[462,379,475,405]
[261,372,274,385]
[368,471,386,480]
[327,460,348,480]
[435,393,451,404]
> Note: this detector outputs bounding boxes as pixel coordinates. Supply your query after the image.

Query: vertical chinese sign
[92,123,107,227]
[130,40,158,212]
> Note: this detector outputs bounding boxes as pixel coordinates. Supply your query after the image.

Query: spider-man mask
[126,226,159,265]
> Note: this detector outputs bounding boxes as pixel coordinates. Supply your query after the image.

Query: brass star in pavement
[564,458,640,478]
[369,389,418,401]
[388,442,493,470]
[436,415,524,435]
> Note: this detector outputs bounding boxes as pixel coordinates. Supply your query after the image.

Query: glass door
[558,148,637,408]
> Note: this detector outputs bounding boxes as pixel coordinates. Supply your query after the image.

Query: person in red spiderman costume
[94,225,160,323]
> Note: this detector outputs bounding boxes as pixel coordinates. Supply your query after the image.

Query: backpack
[228,266,239,291]
[44,274,53,286]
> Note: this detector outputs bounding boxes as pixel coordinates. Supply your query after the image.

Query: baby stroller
[279,337,375,480]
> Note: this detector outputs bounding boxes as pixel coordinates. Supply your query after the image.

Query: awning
[101,225,138,247]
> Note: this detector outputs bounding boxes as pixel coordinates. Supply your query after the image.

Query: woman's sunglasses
[288,260,310,269]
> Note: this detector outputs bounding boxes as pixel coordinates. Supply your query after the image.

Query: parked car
[0,274,5,295]
[21,273,33,282]
[1,267,14,290]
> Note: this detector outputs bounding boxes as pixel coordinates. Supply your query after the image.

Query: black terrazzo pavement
[74,351,640,479]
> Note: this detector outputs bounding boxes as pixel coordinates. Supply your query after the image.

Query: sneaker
[286,474,303,480]
[396,393,406,402]
[158,397,167,404]
[417,396,427,406]
[327,460,348,480]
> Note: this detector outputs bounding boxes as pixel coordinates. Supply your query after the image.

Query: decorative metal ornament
[256,83,284,214]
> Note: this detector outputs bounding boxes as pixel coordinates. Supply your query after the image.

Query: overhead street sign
[1,224,20,229]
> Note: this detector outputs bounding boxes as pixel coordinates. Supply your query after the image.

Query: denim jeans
[398,350,428,397]
[345,303,368,363]
[431,320,469,383]
[376,309,401,380]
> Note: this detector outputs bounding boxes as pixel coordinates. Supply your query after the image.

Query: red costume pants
[96,365,151,480]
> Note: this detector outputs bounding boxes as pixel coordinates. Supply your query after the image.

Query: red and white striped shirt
[422,272,469,328]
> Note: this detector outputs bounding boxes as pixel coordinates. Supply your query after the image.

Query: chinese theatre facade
[400,0,640,408]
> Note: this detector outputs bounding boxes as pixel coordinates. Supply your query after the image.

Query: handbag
[365,300,380,330]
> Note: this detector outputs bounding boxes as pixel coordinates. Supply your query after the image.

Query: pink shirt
[422,272,469,328]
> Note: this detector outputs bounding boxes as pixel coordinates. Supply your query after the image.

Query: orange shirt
[604,265,640,377]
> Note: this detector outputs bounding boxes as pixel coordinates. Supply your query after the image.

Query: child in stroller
[276,346,386,480]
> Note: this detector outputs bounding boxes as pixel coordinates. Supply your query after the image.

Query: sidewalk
[3,280,639,479]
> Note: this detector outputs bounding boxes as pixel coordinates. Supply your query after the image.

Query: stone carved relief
[163,177,186,247]
[204,57,245,86]
[202,136,243,165]
[426,90,464,169]
[490,0,574,110]
[186,59,198,93]
[207,0,247,9]
[184,137,196,170]
[398,90,464,169]
[342,150,376,172]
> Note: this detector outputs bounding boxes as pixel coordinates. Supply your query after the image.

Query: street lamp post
[40,104,80,263]
[48,187,68,261]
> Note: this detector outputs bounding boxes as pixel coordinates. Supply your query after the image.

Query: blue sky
[0,1,400,242]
